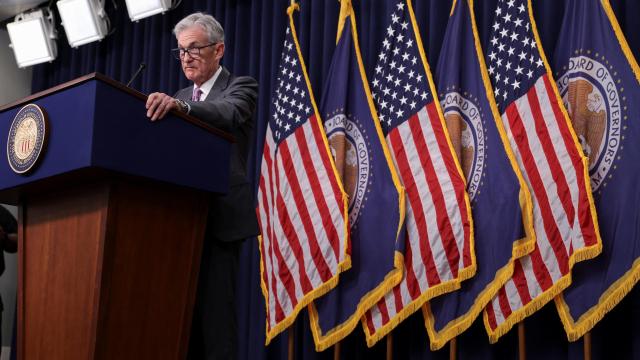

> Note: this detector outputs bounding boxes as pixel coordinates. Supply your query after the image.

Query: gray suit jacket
[175,67,259,242]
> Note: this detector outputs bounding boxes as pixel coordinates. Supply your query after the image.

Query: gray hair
[173,12,224,44]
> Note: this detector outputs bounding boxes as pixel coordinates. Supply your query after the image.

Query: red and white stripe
[258,115,348,341]
[363,101,473,341]
[484,75,599,336]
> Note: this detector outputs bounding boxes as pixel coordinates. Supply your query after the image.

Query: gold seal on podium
[7,103,49,174]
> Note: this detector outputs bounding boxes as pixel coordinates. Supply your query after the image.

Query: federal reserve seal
[7,104,48,174]
[324,113,371,227]
[440,92,486,201]
[557,54,624,191]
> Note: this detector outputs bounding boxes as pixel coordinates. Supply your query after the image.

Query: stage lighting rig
[6,8,58,68]
[124,0,181,22]
[57,0,110,48]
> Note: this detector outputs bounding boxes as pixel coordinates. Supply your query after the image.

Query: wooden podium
[0,74,234,359]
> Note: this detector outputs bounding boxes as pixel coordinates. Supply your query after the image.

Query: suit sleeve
[186,76,258,132]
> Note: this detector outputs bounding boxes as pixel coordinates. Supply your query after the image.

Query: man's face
[177,26,224,86]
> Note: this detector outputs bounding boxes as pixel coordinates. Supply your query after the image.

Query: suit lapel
[178,87,192,101]
[206,67,230,100]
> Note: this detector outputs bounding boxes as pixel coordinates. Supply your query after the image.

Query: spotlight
[124,0,175,22]
[6,9,58,68]
[57,0,110,48]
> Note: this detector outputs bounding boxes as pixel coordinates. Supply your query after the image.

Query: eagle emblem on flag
[440,91,487,201]
[556,54,625,192]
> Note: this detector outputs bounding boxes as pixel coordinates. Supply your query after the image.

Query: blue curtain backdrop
[30,1,640,359]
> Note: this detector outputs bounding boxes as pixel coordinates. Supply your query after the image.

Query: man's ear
[216,43,225,61]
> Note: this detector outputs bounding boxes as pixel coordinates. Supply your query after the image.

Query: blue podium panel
[0,74,232,201]
[0,81,97,191]
[91,80,231,193]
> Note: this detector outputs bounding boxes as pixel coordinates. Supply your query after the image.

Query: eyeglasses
[171,43,217,60]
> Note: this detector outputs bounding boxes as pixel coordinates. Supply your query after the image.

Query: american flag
[257,11,350,345]
[482,0,601,341]
[423,0,535,350]
[362,0,474,345]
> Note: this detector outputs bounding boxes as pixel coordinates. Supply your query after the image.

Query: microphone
[126,62,146,87]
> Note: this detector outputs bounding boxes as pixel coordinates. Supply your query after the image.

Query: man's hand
[146,92,179,121]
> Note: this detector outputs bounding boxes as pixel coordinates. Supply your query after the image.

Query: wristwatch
[174,98,190,114]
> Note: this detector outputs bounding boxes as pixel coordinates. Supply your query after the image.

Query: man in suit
[145,12,259,360]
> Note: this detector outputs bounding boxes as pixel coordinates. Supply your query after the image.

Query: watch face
[175,99,186,113]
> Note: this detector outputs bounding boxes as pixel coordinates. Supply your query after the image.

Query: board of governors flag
[308,0,405,351]
[423,0,535,350]
[256,3,350,345]
[552,0,640,341]
[482,0,601,342]
[362,0,475,347]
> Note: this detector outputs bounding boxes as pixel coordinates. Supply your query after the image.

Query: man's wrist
[174,98,190,114]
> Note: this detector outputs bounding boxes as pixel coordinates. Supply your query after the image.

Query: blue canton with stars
[371,2,431,135]
[486,0,546,112]
[271,26,314,144]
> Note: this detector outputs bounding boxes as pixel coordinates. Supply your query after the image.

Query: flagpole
[287,2,299,359]
[583,332,592,360]
[518,322,526,360]
[288,321,295,360]
[386,332,393,360]
[449,338,457,360]
[333,341,341,360]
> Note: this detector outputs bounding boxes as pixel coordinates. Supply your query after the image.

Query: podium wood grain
[19,180,208,359]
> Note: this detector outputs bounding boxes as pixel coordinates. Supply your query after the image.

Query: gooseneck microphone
[126,62,147,87]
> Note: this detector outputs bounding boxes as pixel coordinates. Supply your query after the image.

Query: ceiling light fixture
[124,0,179,22]
[57,0,110,48]
[6,8,58,68]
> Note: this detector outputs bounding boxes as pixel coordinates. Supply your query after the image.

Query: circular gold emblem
[557,55,623,191]
[441,91,486,201]
[7,104,48,174]
[325,113,371,228]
